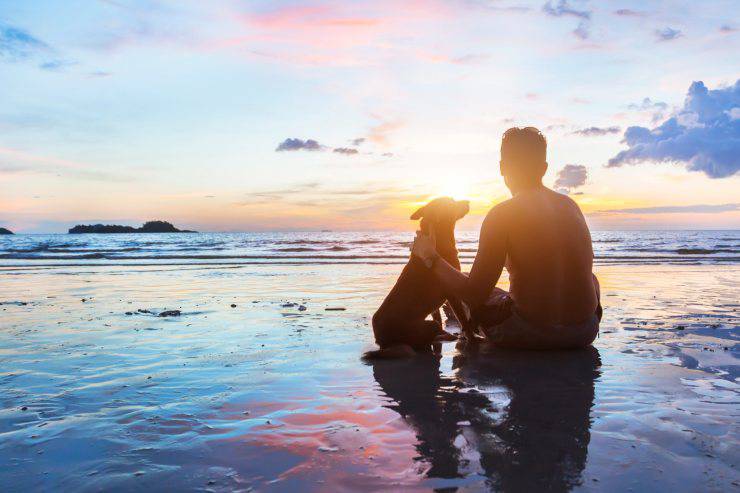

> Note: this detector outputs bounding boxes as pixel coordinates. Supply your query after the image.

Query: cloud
[655,27,682,41]
[492,5,532,13]
[447,53,491,64]
[39,59,77,71]
[542,0,591,39]
[234,181,419,222]
[608,80,740,178]
[613,9,645,17]
[234,2,457,67]
[0,146,135,182]
[333,147,359,155]
[720,25,737,33]
[0,23,73,71]
[367,118,404,146]
[627,97,669,123]
[78,1,195,54]
[572,21,589,40]
[276,135,383,155]
[554,164,587,193]
[572,126,620,136]
[542,0,590,19]
[601,203,739,214]
[88,70,113,78]
[234,182,322,205]
[0,24,50,61]
[628,98,668,112]
[275,138,323,152]
[544,123,568,132]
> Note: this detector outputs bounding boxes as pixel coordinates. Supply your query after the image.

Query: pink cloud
[367,118,404,146]
[218,1,466,67]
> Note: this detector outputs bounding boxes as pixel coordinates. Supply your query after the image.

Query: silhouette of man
[411,127,601,348]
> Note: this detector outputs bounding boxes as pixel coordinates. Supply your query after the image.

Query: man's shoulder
[486,198,514,215]
[551,189,586,215]
[485,193,534,216]
[482,199,516,226]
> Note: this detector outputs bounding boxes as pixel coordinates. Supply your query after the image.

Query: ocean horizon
[1,230,738,267]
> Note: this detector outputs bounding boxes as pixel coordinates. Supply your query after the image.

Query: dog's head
[410,197,469,233]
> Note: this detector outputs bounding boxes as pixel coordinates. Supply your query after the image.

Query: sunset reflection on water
[0,263,737,491]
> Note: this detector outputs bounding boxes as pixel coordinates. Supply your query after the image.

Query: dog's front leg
[447,297,482,342]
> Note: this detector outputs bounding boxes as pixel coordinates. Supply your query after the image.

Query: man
[411,127,601,349]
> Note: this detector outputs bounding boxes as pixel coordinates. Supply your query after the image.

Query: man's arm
[412,206,508,307]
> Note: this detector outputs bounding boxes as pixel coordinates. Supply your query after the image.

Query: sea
[0,230,738,267]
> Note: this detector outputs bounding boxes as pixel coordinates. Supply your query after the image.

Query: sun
[430,175,474,201]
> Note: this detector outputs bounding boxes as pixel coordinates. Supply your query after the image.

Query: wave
[6,242,86,253]
[271,239,343,245]
[275,245,349,252]
[348,239,381,244]
[1,256,738,269]
[48,247,142,253]
[675,248,739,255]
[3,231,739,266]
[79,253,106,259]
[1,253,738,263]
[0,253,412,261]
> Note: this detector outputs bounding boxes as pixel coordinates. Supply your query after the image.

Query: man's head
[500,127,548,192]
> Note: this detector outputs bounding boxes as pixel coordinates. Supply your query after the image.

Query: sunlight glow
[429,175,474,202]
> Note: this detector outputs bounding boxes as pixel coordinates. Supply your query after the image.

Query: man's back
[493,187,597,326]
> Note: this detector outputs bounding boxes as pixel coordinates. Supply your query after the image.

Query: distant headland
[68,221,196,234]
[0,227,13,235]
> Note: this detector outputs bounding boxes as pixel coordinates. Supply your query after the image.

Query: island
[68,220,196,234]
[0,227,13,235]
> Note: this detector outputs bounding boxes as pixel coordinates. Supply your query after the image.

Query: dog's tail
[362,344,416,360]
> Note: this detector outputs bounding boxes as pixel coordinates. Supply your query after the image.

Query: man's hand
[410,230,437,262]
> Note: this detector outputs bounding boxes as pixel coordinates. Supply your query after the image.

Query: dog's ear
[410,205,426,220]
[456,200,470,219]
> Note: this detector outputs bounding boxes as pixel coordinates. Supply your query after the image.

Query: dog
[364,197,475,359]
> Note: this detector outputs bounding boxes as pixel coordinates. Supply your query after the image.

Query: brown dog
[365,197,474,359]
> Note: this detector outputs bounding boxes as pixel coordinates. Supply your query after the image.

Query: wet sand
[0,263,738,491]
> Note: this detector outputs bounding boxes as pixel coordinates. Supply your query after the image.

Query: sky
[0,0,739,233]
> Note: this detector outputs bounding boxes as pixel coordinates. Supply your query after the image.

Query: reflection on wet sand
[372,346,601,491]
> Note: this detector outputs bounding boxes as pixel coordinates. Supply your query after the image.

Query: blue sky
[0,0,738,232]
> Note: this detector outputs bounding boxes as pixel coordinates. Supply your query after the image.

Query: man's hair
[501,127,547,172]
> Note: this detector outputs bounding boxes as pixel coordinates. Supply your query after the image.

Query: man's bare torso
[482,187,598,326]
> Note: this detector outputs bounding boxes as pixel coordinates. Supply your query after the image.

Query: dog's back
[376,256,445,324]
[366,198,469,358]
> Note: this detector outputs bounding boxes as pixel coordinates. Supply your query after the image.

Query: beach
[2,0,738,489]
[1,233,738,491]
